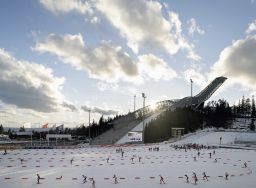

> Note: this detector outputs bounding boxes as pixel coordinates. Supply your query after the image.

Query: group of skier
[173,144,217,152]
[30,143,250,186]
[184,172,206,185]
[184,172,208,184]
[148,146,160,151]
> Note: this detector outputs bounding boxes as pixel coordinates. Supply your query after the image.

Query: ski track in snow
[0,131,256,188]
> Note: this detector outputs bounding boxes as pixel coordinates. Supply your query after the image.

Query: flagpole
[40,132,41,146]
[48,128,49,146]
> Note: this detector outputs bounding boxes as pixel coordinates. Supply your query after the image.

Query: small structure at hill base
[171,128,185,138]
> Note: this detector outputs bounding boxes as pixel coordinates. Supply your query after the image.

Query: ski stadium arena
[1,77,256,188]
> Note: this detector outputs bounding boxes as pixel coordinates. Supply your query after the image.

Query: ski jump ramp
[92,77,227,145]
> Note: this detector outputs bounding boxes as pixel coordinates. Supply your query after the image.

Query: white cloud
[38,0,200,61]
[246,20,256,34]
[39,0,94,15]
[182,67,207,89]
[81,104,92,112]
[169,11,182,34]
[0,48,65,112]
[34,33,177,84]
[93,106,118,115]
[62,102,77,112]
[188,18,205,36]
[163,2,169,8]
[96,0,200,61]
[81,104,118,115]
[34,33,140,83]
[90,16,100,24]
[211,35,256,89]
[138,54,177,81]
[97,82,118,91]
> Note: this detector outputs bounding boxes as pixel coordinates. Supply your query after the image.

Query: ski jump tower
[173,76,227,109]
[91,77,227,145]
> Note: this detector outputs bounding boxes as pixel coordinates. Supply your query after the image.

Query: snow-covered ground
[174,129,256,146]
[1,131,256,188]
[231,118,252,130]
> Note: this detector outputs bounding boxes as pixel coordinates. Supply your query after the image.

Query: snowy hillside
[174,129,256,146]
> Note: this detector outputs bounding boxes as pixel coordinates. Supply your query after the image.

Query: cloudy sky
[0,0,256,128]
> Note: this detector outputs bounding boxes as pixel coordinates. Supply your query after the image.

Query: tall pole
[40,132,41,146]
[190,79,193,107]
[190,79,193,97]
[48,128,50,146]
[134,95,136,112]
[142,93,146,143]
[88,109,91,140]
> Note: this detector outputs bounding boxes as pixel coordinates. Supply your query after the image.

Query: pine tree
[0,124,3,134]
[252,95,256,117]
[241,96,245,115]
[237,99,241,115]
[19,126,25,132]
[245,98,251,115]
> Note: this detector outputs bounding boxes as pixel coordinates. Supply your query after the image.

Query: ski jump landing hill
[91,77,227,145]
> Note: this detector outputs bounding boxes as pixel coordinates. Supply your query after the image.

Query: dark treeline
[203,99,233,128]
[1,96,255,142]
[232,95,256,117]
[1,114,125,140]
[144,108,204,143]
[145,97,256,143]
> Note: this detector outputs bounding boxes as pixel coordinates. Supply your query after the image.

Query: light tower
[88,109,91,141]
[190,78,193,107]
[142,93,146,143]
[134,95,136,112]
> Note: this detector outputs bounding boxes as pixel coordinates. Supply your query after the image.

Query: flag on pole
[52,124,56,129]
[42,123,48,129]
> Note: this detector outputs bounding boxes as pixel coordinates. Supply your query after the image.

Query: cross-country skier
[159,175,165,184]
[113,174,118,184]
[192,172,198,185]
[82,175,87,183]
[70,158,74,164]
[106,158,109,163]
[203,172,208,181]
[185,174,189,183]
[244,162,247,168]
[121,151,124,158]
[209,152,212,158]
[91,178,95,187]
[20,158,24,164]
[56,176,62,180]
[37,174,41,184]
[139,156,142,162]
[225,172,229,180]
